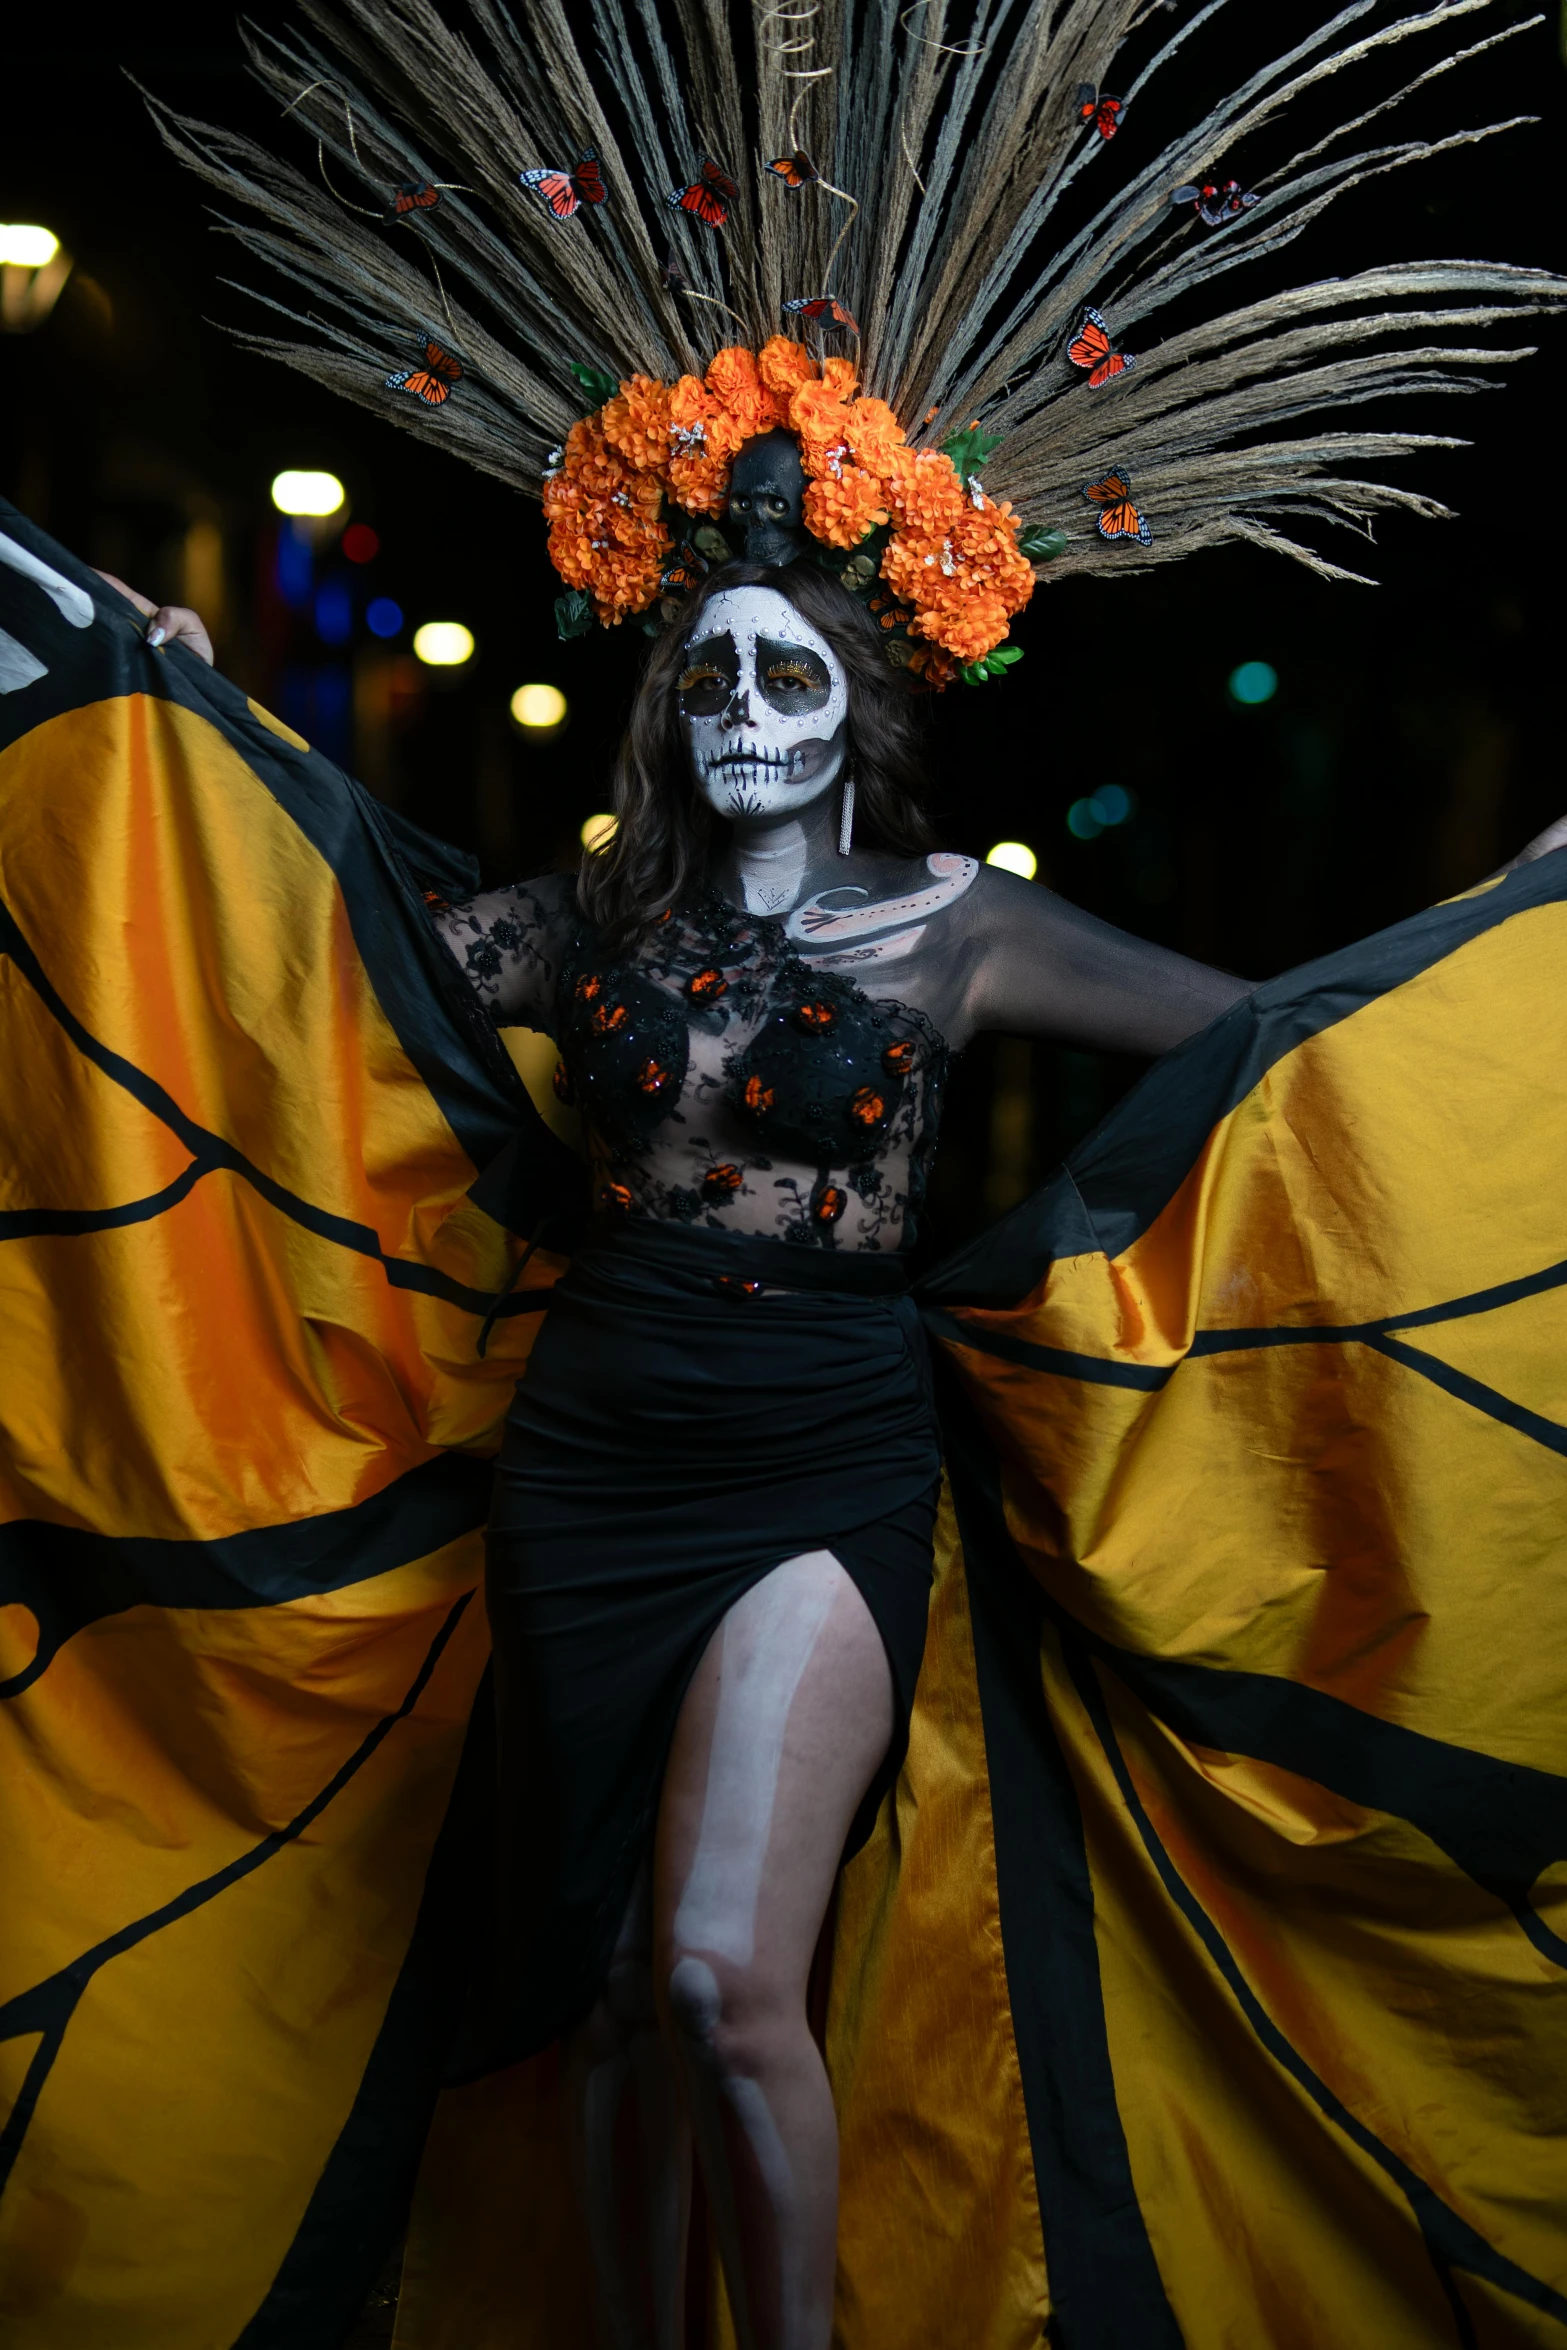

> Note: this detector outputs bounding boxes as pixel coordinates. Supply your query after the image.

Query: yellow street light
[985,840,1038,880]
[511,681,568,730]
[412,622,476,668]
[580,813,618,852]
[0,225,72,334]
[270,469,346,518]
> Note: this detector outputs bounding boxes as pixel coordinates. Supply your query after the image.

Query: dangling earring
[838,768,856,857]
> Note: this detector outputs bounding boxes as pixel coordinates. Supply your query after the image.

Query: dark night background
[3,0,1563,1276]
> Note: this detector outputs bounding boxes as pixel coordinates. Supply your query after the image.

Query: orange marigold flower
[911,589,1010,664]
[668,448,731,517]
[802,465,888,549]
[757,334,818,418]
[819,355,858,403]
[842,396,903,474]
[789,376,854,466]
[667,373,718,434]
[601,374,673,471]
[881,445,967,536]
[705,346,776,439]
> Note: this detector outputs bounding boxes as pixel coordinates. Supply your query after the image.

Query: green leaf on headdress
[960,645,1025,685]
[1018,526,1069,563]
[939,422,1004,480]
[569,360,619,410]
[554,589,596,640]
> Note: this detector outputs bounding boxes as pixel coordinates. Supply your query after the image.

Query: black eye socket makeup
[677,632,739,716]
[756,636,831,715]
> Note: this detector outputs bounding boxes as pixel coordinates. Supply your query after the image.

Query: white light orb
[412,622,476,668]
[580,812,618,852]
[986,839,1038,880]
[270,469,346,518]
[511,682,568,729]
[0,225,61,268]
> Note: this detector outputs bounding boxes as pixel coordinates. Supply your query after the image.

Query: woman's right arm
[429,872,579,1030]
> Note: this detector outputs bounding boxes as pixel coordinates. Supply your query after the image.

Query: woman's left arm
[959,864,1253,1055]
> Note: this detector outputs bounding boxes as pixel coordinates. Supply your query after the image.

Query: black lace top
[552,892,948,1250]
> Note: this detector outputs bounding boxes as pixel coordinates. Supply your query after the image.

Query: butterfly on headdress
[669,158,739,229]
[784,294,860,334]
[1082,470,1152,545]
[391,181,443,216]
[765,150,820,190]
[660,549,709,597]
[1077,86,1124,140]
[518,148,608,221]
[1171,178,1259,225]
[1067,305,1134,388]
[386,338,463,406]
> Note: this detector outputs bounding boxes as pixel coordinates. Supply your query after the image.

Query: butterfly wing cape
[0,500,582,2347]
[2,499,1565,2346]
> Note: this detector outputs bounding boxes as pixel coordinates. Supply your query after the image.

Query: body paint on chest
[786,850,978,967]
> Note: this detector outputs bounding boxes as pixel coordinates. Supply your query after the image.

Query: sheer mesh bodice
[553,893,945,1250]
[434,879,948,1252]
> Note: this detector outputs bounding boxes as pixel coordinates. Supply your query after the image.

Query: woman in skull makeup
[61,2,1565,2345]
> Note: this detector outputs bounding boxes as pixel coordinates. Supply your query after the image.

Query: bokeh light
[0,225,61,267]
[314,579,352,647]
[270,469,346,518]
[1068,784,1139,840]
[511,681,568,730]
[581,812,618,851]
[366,597,403,639]
[412,621,475,667]
[1228,659,1278,705]
[341,523,380,563]
[985,840,1037,880]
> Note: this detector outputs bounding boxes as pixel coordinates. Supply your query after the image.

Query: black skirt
[480,1218,942,2064]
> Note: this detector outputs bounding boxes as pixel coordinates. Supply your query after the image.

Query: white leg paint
[672,1553,841,1969]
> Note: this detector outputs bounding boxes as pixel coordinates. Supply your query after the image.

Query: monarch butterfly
[518,147,608,221]
[688,966,729,1001]
[742,1074,775,1115]
[812,1184,848,1224]
[701,1163,744,1200]
[1082,470,1153,546]
[783,294,860,334]
[1067,305,1134,388]
[385,338,463,406]
[660,554,707,596]
[765,150,819,189]
[882,1039,917,1077]
[669,158,739,229]
[635,1059,675,1097]
[1076,85,1124,139]
[1171,178,1259,225]
[391,181,442,215]
[849,1086,887,1128]
[794,999,838,1033]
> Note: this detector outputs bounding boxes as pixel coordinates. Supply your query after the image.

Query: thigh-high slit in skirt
[480,1218,943,2066]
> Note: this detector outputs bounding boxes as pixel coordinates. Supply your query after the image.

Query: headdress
[147,0,1564,686]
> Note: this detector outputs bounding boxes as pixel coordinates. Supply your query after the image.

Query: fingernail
[147,626,166,648]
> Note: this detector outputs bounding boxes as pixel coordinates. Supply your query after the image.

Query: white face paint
[680,586,849,830]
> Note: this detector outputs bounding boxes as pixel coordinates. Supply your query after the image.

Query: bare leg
[654,1551,894,2350]
[562,1870,691,2350]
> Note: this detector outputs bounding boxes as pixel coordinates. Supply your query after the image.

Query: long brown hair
[577,561,935,948]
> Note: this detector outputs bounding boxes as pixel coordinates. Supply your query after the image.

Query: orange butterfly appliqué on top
[1067,306,1134,388]
[391,182,442,216]
[765,150,819,190]
[385,339,463,406]
[783,294,860,334]
[670,158,739,229]
[1082,470,1153,547]
[518,148,608,221]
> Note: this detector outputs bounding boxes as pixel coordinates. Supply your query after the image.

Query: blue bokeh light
[1089,782,1134,827]
[314,578,353,647]
[274,521,313,610]
[366,596,404,640]
[1066,797,1102,839]
[1228,659,1278,705]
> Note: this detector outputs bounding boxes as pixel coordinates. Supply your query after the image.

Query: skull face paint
[680,587,849,828]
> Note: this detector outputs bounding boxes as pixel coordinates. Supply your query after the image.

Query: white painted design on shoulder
[0,531,95,629]
[784,850,978,947]
[805,924,927,972]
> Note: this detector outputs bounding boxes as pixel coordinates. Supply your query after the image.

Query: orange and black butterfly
[1077,85,1124,139]
[391,181,442,216]
[1171,178,1259,225]
[1067,305,1134,388]
[385,338,463,406]
[765,150,819,190]
[669,158,739,229]
[518,148,608,221]
[784,294,860,334]
[1082,469,1152,546]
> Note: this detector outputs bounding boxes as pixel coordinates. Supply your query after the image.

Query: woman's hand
[93,571,214,666]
